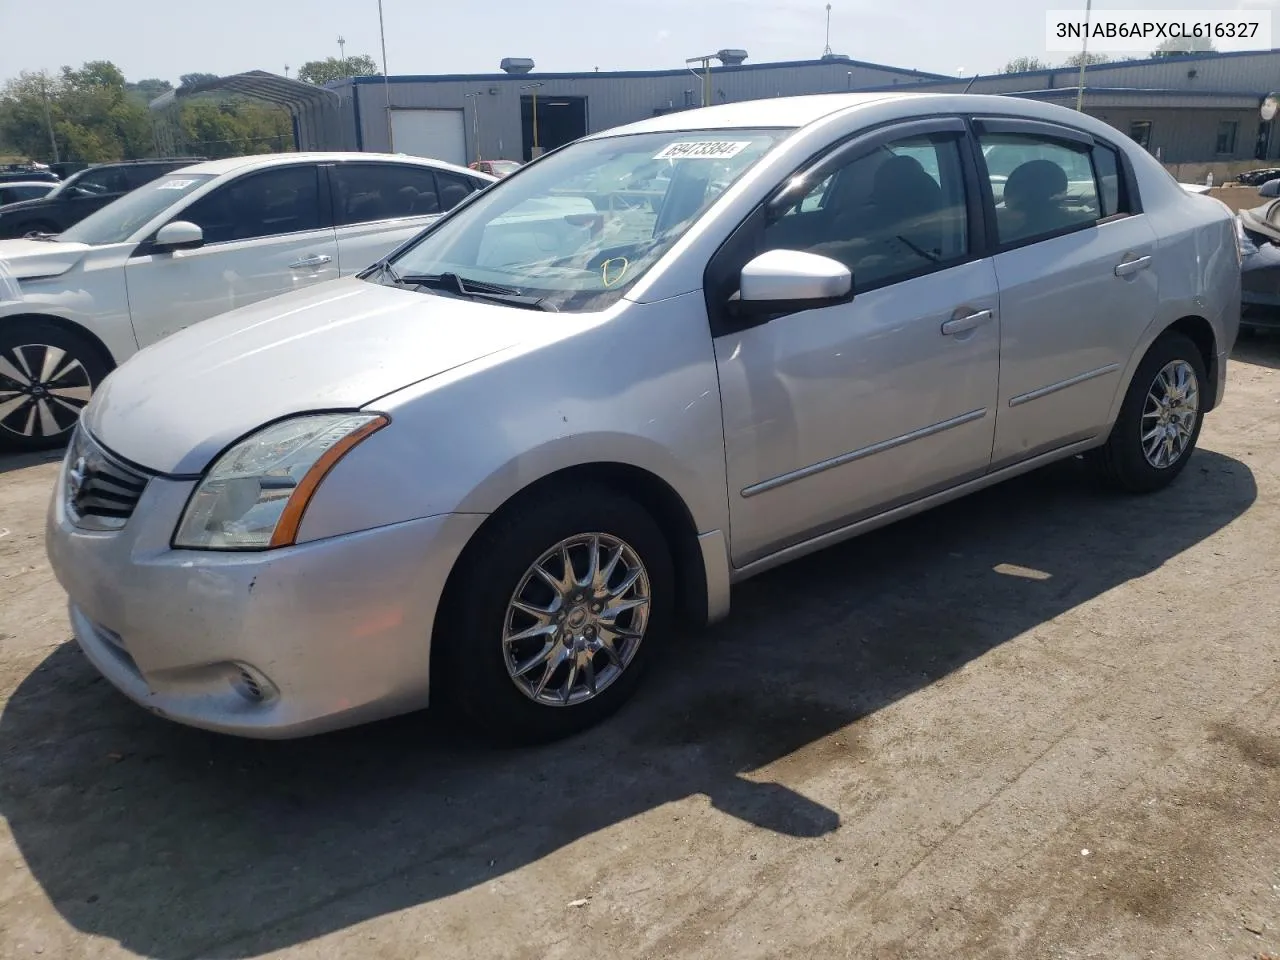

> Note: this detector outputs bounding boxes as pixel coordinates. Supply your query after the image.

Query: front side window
[765,133,970,291]
[57,173,216,246]
[331,163,442,224]
[178,165,323,244]
[382,128,790,312]
[978,133,1104,246]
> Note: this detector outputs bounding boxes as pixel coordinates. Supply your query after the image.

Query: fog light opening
[229,662,278,704]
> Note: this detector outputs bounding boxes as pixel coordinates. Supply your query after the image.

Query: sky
[0,0,1278,85]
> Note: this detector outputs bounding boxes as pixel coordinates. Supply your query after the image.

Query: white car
[0,153,495,451]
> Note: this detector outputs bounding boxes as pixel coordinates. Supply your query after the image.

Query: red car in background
[469,159,522,178]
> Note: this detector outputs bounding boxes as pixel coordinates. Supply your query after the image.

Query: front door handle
[941,309,994,336]
[1114,255,1152,277]
[289,254,332,269]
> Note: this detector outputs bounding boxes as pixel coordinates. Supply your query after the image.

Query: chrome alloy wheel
[502,533,651,707]
[0,343,93,441]
[1141,359,1200,469]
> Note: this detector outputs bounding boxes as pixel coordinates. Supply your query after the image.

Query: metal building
[177,48,1280,167]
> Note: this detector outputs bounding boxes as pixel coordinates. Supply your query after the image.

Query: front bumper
[45,454,484,738]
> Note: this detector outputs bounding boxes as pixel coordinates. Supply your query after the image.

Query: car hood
[0,238,90,278]
[84,278,539,475]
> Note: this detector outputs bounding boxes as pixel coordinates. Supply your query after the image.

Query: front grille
[65,427,149,531]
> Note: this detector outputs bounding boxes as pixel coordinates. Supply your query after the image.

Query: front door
[973,121,1160,466]
[713,123,1001,567]
[124,164,338,348]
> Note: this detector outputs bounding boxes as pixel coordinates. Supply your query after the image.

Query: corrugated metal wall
[290,51,1280,165]
[346,61,942,160]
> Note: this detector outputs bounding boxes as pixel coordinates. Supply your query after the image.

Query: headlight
[173,412,388,550]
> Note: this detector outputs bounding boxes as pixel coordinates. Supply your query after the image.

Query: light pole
[520,82,544,158]
[686,54,715,107]
[377,0,392,147]
[338,35,346,65]
[1075,0,1092,111]
[39,77,59,165]
[464,92,484,163]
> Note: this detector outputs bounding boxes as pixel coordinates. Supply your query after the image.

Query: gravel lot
[1,336,1278,960]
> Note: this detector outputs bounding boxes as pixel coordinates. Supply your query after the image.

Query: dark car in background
[0,169,59,185]
[0,182,56,205]
[0,158,203,238]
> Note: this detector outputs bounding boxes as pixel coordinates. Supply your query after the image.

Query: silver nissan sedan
[45,93,1241,742]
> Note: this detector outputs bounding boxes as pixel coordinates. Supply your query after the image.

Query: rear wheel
[1090,331,1206,493]
[435,486,673,744]
[0,320,109,452]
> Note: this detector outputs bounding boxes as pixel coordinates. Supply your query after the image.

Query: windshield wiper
[368,258,402,284]
[397,272,557,311]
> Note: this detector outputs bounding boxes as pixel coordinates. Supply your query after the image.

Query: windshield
[58,174,214,245]
[382,128,791,312]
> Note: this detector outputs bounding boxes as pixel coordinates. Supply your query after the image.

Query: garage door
[389,109,467,166]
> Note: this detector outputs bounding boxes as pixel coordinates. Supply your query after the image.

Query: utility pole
[338,35,346,65]
[465,92,483,163]
[1075,0,1092,111]
[521,82,544,158]
[39,77,59,164]
[686,54,715,107]
[823,4,833,58]
[377,0,392,147]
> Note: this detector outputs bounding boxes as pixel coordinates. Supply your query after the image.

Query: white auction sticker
[653,140,750,161]
[156,179,199,190]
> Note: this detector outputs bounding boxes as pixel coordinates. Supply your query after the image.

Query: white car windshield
[58,174,214,246]
[380,128,792,312]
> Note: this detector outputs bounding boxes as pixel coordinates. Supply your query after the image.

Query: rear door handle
[941,309,994,336]
[289,254,332,269]
[1114,255,1152,277]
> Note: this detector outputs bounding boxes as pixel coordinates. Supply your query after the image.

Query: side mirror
[153,220,203,252]
[1259,178,1280,198]
[737,249,852,316]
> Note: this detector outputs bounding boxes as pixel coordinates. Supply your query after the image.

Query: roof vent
[500,58,535,74]
[821,52,851,62]
[716,49,748,66]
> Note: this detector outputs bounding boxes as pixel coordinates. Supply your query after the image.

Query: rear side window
[978,133,1130,246]
[180,165,323,244]
[330,164,442,225]
[435,171,477,211]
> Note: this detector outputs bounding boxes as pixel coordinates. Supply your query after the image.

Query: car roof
[174,151,497,181]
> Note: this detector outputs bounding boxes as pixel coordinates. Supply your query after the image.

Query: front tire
[1091,331,1207,493]
[435,485,674,744]
[0,320,109,452]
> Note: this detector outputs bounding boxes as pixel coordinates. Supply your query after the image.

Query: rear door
[328,162,446,273]
[124,163,338,347]
[973,118,1159,466]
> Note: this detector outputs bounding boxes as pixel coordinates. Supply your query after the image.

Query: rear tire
[0,320,109,452]
[1090,331,1207,493]
[434,485,674,744]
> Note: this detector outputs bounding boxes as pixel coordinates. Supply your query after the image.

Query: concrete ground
[1,337,1278,960]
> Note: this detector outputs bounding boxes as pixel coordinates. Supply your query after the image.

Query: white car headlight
[173,412,388,550]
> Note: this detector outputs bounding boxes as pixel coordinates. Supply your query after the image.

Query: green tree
[176,100,293,158]
[127,78,174,105]
[1151,37,1216,57]
[1003,56,1049,73]
[0,60,152,163]
[297,54,380,85]
[179,73,220,90]
[1062,51,1112,67]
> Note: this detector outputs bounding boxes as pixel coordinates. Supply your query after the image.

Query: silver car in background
[45,93,1240,743]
